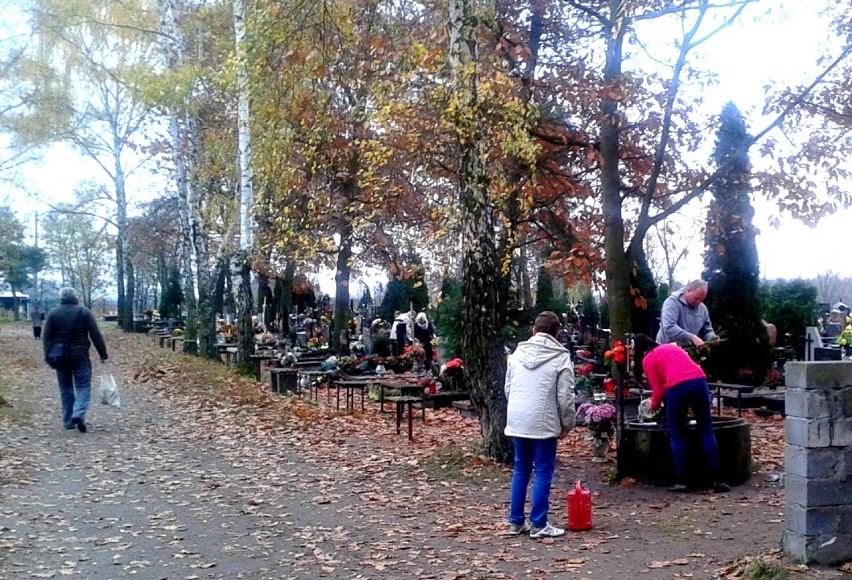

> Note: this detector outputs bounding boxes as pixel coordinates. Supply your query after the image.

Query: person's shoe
[508,521,530,535]
[72,418,87,433]
[529,523,565,539]
[713,482,730,493]
[668,482,691,493]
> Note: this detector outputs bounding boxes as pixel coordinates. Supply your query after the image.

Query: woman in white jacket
[504,311,576,539]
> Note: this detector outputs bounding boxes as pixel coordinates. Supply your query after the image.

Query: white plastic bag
[98,373,121,408]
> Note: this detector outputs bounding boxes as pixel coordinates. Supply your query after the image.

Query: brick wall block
[785,416,832,448]
[785,445,841,479]
[786,362,852,390]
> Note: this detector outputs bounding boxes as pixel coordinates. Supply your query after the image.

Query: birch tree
[25,0,159,329]
[231,0,254,368]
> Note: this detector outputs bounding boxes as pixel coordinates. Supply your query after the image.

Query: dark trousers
[33,326,42,339]
[664,378,720,480]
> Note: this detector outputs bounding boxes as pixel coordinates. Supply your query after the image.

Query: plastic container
[567,480,592,531]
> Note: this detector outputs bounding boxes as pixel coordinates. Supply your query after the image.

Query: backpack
[46,309,85,369]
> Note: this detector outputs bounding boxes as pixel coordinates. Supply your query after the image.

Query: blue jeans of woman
[508,437,558,528]
[665,378,720,479]
[56,357,92,428]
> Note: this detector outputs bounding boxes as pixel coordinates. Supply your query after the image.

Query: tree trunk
[232,0,255,370]
[115,239,125,328]
[333,223,353,353]
[449,0,510,464]
[601,5,630,344]
[232,251,254,371]
[158,0,199,346]
[256,273,273,330]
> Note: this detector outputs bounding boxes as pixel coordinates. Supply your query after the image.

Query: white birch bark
[231,0,255,366]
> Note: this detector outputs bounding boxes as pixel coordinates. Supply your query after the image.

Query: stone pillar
[783,361,852,564]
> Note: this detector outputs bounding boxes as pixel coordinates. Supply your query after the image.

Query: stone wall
[783,361,852,564]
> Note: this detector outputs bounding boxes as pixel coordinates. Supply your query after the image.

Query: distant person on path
[656,279,716,348]
[634,334,729,493]
[413,312,435,371]
[504,311,576,539]
[30,304,44,339]
[42,288,109,433]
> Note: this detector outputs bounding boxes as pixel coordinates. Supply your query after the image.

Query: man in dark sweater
[42,287,109,433]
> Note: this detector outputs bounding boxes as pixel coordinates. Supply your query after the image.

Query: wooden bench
[707,382,755,417]
[452,399,476,419]
[376,380,426,421]
[423,391,469,410]
[332,379,370,413]
[386,396,421,441]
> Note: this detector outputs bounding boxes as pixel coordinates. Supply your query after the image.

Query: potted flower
[402,343,426,372]
[576,399,617,461]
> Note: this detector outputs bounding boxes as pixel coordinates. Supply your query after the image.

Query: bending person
[635,334,729,494]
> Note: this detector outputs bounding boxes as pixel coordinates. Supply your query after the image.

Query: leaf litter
[0,324,847,578]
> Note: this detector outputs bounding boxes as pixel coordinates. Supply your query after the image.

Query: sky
[6,0,851,289]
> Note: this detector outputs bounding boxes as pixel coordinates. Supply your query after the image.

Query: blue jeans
[56,358,92,428]
[508,437,558,528]
[665,378,720,479]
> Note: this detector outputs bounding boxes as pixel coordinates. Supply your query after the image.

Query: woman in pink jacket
[634,335,729,493]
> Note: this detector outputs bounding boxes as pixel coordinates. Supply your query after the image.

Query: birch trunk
[232,0,255,369]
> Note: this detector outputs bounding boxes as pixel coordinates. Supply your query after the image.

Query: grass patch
[420,444,507,483]
[741,560,791,580]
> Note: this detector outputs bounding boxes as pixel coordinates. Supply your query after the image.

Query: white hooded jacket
[504,332,576,439]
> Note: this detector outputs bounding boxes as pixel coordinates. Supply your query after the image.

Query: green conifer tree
[702,103,772,385]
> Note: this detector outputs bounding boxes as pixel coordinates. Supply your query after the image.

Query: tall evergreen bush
[702,103,772,385]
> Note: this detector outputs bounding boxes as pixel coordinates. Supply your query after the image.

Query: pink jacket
[642,344,706,410]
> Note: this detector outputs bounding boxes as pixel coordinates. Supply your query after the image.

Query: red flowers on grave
[603,341,627,365]
[576,363,594,376]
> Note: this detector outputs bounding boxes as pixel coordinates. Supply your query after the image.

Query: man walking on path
[504,310,576,539]
[42,287,109,433]
[30,303,44,339]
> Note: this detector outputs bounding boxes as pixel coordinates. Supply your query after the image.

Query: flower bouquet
[401,343,425,363]
[576,401,616,440]
[577,400,616,460]
[603,341,627,365]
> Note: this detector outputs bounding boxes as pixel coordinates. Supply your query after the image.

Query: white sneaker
[529,523,565,539]
[508,521,530,535]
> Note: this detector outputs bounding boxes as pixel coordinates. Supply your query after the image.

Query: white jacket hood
[504,332,576,439]
[513,333,570,370]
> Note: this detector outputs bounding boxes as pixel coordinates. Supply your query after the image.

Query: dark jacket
[43,304,109,363]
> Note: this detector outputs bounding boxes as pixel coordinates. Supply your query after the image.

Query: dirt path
[0,322,846,579]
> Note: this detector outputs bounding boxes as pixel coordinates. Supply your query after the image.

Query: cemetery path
[0,322,846,579]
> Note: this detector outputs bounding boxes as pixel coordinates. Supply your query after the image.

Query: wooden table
[376,380,426,421]
[332,379,371,413]
[298,370,330,399]
[386,396,421,440]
